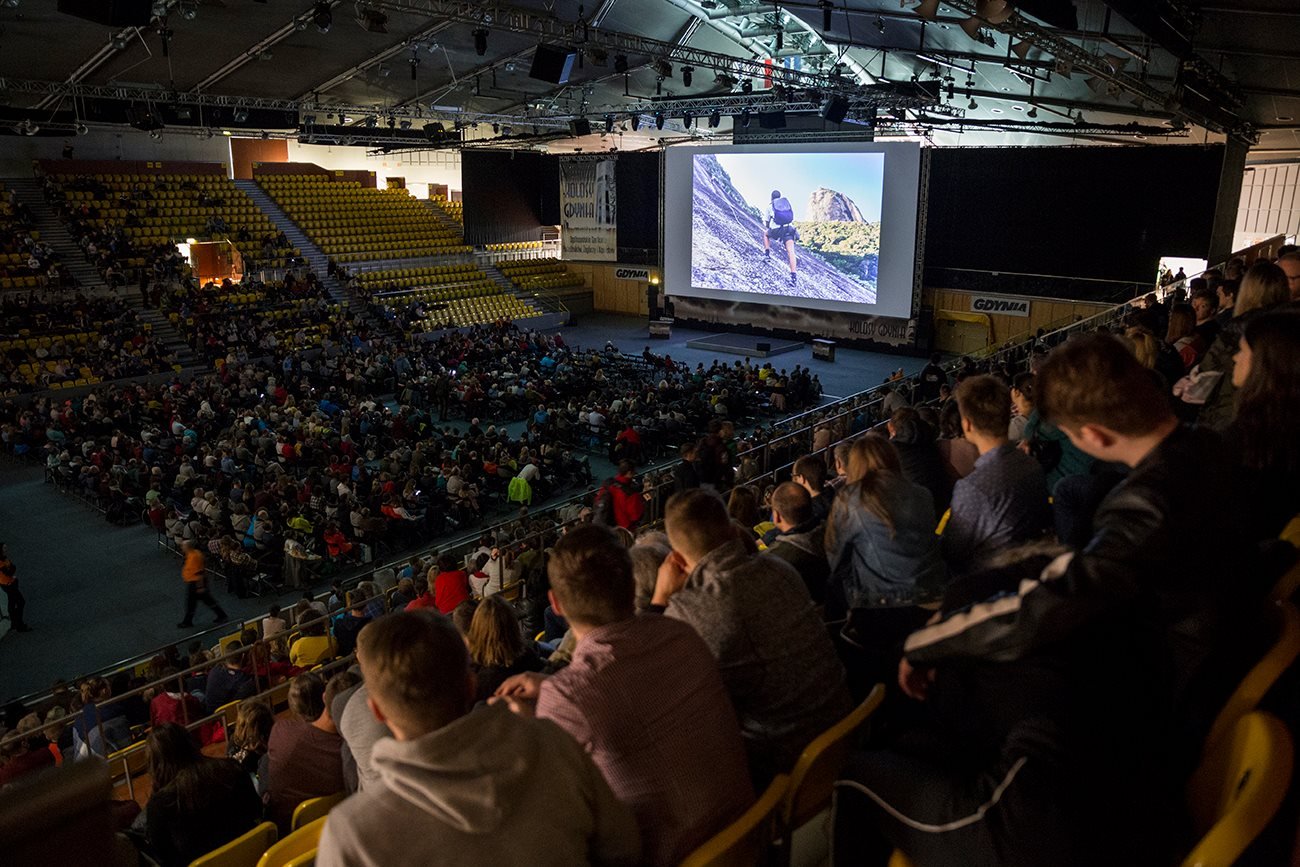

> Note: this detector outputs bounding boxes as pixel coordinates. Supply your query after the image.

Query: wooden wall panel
[230,138,288,180]
[922,287,1112,347]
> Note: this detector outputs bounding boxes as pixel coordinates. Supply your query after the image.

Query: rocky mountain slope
[689,154,878,304]
[806,187,866,222]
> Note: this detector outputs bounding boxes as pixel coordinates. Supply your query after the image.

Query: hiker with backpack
[763,190,800,286]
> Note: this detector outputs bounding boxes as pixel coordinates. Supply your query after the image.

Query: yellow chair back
[680,774,789,867]
[1205,601,1300,749]
[188,821,277,867]
[1183,711,1293,867]
[291,792,345,831]
[1269,514,1300,602]
[257,817,326,867]
[782,684,886,830]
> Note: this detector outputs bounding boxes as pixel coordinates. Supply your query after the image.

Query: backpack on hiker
[771,197,794,226]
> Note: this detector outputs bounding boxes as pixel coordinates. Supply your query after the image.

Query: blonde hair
[829,434,904,539]
[1124,326,1159,369]
[467,595,525,668]
[1236,261,1289,316]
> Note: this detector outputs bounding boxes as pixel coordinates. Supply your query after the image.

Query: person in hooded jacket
[763,482,830,605]
[316,610,640,867]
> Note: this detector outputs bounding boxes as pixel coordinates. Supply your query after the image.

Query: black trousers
[2,582,26,629]
[182,582,227,625]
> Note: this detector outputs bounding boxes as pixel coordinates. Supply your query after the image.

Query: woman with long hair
[1196,260,1290,429]
[467,595,543,702]
[143,723,261,867]
[726,484,763,534]
[1229,311,1300,537]
[228,700,275,788]
[1166,303,1204,370]
[823,434,946,688]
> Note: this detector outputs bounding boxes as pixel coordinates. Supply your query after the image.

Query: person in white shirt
[262,605,288,639]
[518,462,541,483]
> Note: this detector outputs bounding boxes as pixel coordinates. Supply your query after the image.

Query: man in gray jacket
[654,489,852,781]
[317,611,640,867]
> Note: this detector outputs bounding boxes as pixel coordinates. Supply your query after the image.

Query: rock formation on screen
[688,154,878,304]
[806,188,866,222]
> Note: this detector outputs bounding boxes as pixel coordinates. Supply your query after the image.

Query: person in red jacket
[606,462,645,530]
[432,554,471,614]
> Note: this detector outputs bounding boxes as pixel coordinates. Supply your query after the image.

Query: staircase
[421,199,463,234]
[4,178,104,291]
[480,259,518,294]
[5,177,199,368]
[235,179,400,339]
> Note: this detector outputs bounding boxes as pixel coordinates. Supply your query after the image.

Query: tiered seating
[498,257,586,291]
[47,172,292,269]
[258,175,472,263]
[351,262,486,293]
[369,283,542,333]
[429,196,463,224]
[484,240,544,253]
[0,183,69,291]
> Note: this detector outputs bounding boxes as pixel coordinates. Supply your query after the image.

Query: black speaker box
[530,45,577,85]
[757,111,787,130]
[569,118,592,137]
[819,95,849,124]
[58,0,152,26]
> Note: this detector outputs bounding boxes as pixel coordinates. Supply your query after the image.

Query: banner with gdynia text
[560,158,618,261]
[670,296,916,348]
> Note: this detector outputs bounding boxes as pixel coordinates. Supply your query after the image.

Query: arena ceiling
[0,0,1296,152]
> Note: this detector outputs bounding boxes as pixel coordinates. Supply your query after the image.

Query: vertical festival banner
[560,157,618,261]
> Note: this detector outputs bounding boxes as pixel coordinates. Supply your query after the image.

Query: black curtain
[616,152,661,260]
[462,150,553,245]
[924,145,1224,292]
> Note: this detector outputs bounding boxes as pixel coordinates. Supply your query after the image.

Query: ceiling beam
[295,19,457,100]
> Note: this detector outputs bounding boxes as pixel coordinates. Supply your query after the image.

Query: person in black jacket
[763,482,829,605]
[887,407,952,513]
[672,442,701,493]
[834,334,1264,867]
[144,723,262,867]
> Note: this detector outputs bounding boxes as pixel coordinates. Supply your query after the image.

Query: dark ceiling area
[0,1,1295,154]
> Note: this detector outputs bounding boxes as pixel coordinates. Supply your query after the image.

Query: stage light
[111,33,129,50]
[739,107,751,127]
[364,115,378,127]
[150,129,162,140]
[178,0,198,20]
[741,78,752,94]
[630,114,641,131]
[654,111,665,130]
[1,0,19,7]
[399,119,411,130]
[614,54,629,74]
[681,66,694,87]
[874,15,885,34]
[708,110,720,128]
[652,59,673,78]
[356,8,388,33]
[1027,105,1037,118]
[819,0,832,31]
[313,1,332,33]
[604,114,614,134]
[775,27,783,51]
[409,55,420,80]
[233,108,249,122]
[682,111,693,128]
[75,122,88,136]
[473,28,488,56]
[967,97,978,109]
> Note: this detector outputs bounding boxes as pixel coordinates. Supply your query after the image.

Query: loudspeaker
[127,104,163,132]
[757,341,772,352]
[58,0,152,26]
[530,45,577,85]
[568,118,592,137]
[819,95,849,124]
[757,110,786,129]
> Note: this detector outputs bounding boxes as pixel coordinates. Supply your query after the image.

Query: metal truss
[585,89,964,119]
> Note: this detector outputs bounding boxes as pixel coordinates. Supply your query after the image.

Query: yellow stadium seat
[1183,712,1292,867]
[189,821,277,867]
[291,793,346,831]
[1204,601,1300,749]
[257,817,324,867]
[680,775,789,867]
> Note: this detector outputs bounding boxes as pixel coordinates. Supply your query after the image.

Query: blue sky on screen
[712,152,885,221]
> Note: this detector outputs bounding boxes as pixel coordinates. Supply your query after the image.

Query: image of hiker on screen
[763,190,800,285]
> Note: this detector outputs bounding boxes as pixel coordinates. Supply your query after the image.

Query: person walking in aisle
[0,543,31,632]
[178,540,228,629]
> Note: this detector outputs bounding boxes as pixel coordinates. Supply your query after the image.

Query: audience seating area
[257,175,472,263]
[428,196,462,223]
[483,240,545,253]
[498,258,586,291]
[348,262,486,294]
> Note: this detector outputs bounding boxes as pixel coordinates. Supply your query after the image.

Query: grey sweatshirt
[317,702,641,867]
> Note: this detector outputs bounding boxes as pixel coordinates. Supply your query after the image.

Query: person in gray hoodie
[654,488,851,783]
[317,611,640,867]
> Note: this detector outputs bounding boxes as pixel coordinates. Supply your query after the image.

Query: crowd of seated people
[0,189,72,291]
[0,292,176,394]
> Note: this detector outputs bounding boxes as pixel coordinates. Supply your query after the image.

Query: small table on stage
[650,318,673,339]
[812,338,837,362]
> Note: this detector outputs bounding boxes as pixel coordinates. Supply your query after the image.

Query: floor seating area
[257,175,472,264]
[497,257,586,292]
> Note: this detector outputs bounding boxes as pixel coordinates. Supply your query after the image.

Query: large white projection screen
[664,142,921,320]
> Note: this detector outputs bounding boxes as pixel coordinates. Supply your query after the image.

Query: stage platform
[685,332,804,358]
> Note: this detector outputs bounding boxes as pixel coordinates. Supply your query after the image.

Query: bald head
[770,482,813,531]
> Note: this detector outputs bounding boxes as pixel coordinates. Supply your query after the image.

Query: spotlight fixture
[682,111,693,129]
[473,28,488,56]
[258,50,273,62]
[16,119,38,136]
[304,114,317,124]
[707,109,720,128]
[151,0,166,16]
[312,1,332,33]
[492,123,500,134]
[111,33,129,50]
[739,107,751,127]
[75,122,88,136]
[409,54,420,80]
[681,66,693,87]
[714,72,737,90]
[376,63,390,77]
[819,0,832,31]
[874,15,885,34]
[364,115,378,127]
[613,54,628,74]
[150,129,162,140]
[604,114,614,134]
[1027,105,1038,117]
[1074,111,1086,126]
[652,59,673,78]
[178,0,198,20]
[967,97,978,109]
[775,26,783,51]
[1,0,19,7]
[654,111,665,130]
[741,78,752,94]
[233,108,249,122]
[296,17,308,31]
